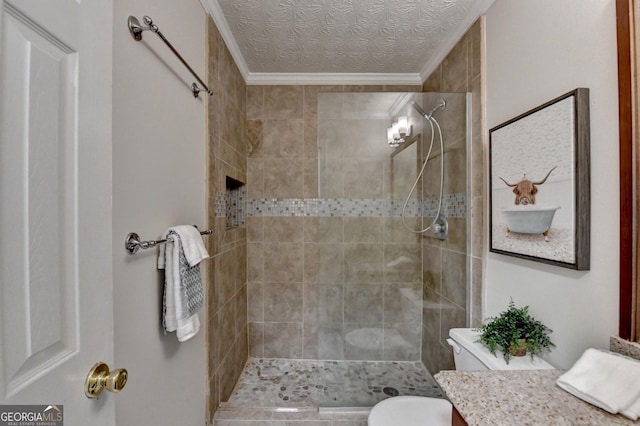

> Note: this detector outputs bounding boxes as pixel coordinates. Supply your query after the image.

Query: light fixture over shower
[387,116,411,147]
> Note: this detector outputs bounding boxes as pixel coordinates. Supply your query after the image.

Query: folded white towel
[557,348,640,418]
[170,225,209,266]
[157,226,209,269]
[622,394,640,421]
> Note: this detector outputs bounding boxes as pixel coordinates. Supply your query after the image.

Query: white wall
[112,0,207,424]
[485,0,620,368]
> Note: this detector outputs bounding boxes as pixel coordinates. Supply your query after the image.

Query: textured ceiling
[204,0,493,83]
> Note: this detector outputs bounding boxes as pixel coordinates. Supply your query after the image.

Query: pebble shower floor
[226,358,445,409]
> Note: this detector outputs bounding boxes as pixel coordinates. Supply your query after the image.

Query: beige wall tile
[318,283,344,324]
[303,85,343,120]
[344,217,383,243]
[441,250,467,308]
[247,119,263,157]
[265,86,303,119]
[262,119,304,158]
[384,243,422,283]
[247,243,264,283]
[246,217,264,242]
[263,217,304,243]
[246,85,264,120]
[263,158,304,198]
[469,19,483,80]
[263,282,304,322]
[471,256,484,325]
[384,321,421,360]
[317,243,345,283]
[248,322,264,357]
[303,158,319,198]
[303,120,318,159]
[304,217,344,243]
[247,282,263,322]
[471,196,484,258]
[343,85,384,92]
[263,242,304,282]
[384,283,422,324]
[247,158,264,199]
[344,283,383,323]
[422,65,442,92]
[264,322,303,358]
[343,159,384,198]
[343,243,384,283]
[344,322,383,360]
[383,217,421,244]
[441,32,469,92]
[383,84,423,92]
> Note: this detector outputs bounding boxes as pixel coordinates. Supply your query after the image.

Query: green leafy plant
[476,300,555,363]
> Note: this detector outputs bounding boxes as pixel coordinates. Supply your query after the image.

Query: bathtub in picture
[501,205,561,239]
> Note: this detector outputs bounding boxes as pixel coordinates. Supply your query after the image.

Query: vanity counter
[435,369,638,425]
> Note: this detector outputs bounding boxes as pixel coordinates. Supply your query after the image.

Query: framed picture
[489,88,590,270]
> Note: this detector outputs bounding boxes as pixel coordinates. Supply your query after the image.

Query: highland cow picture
[489,89,590,270]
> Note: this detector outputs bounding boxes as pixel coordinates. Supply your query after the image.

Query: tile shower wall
[206,17,248,423]
[246,85,426,362]
[420,18,485,373]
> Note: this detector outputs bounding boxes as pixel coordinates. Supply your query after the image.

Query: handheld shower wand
[402,99,448,240]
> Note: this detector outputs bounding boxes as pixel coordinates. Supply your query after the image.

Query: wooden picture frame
[489,88,590,270]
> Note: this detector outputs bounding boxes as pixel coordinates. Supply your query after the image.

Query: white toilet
[367,328,554,425]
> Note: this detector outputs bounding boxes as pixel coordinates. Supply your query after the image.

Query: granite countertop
[435,369,639,426]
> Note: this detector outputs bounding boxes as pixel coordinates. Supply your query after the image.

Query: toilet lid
[368,396,452,426]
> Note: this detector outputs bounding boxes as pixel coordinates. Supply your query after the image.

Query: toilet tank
[447,328,554,371]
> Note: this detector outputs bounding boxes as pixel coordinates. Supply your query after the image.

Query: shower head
[411,99,446,120]
[411,102,429,119]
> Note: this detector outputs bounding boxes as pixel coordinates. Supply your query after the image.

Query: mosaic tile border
[215,193,466,225]
[225,186,247,228]
[246,193,466,218]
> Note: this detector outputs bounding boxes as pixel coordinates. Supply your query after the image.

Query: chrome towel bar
[125,226,212,255]
[127,15,213,98]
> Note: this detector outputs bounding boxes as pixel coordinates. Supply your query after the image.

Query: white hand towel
[556,348,640,416]
[158,228,170,270]
[158,226,208,268]
[161,231,177,332]
[170,225,209,267]
[176,313,200,342]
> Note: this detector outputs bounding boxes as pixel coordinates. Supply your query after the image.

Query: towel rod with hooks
[125,226,212,255]
[127,15,213,98]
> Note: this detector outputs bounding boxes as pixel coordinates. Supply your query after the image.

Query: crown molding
[244,72,423,86]
[419,0,495,81]
[200,0,251,79]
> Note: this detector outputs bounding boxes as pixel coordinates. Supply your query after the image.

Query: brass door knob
[85,361,128,398]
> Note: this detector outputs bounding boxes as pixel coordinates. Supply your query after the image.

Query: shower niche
[225,176,245,229]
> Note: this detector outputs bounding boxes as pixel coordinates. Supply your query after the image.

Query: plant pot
[508,339,527,357]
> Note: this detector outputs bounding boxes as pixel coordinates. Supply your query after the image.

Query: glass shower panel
[315,92,426,365]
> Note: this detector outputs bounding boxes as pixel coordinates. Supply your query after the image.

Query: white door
[0,1,115,425]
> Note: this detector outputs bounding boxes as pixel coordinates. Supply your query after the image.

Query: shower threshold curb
[214,404,370,422]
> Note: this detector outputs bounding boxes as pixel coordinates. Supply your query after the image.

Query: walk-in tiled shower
[238,91,470,410]
[207,16,484,423]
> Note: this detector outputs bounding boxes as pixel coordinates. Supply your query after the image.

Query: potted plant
[476,300,555,363]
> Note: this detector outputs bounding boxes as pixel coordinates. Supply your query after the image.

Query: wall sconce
[387,116,411,147]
